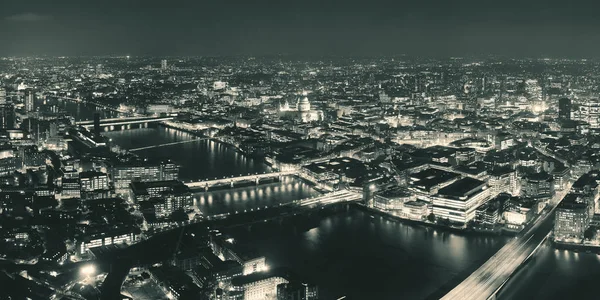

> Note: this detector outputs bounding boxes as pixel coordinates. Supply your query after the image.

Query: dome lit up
[297,96,311,112]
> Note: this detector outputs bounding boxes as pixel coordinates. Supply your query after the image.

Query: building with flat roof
[554,193,590,242]
[373,187,414,211]
[129,180,190,203]
[408,168,460,198]
[432,177,490,224]
[231,268,291,300]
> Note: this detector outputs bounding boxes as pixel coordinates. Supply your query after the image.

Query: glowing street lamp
[80,264,96,277]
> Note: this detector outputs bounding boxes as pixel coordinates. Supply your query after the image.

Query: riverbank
[353,203,517,237]
[552,240,600,253]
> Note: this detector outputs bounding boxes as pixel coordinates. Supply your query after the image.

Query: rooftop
[437,177,486,200]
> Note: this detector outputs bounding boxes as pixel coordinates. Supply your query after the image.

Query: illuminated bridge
[76,116,175,131]
[151,189,362,234]
[128,138,209,152]
[442,186,570,300]
[185,170,298,190]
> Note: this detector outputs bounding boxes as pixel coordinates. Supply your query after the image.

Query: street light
[80,264,96,277]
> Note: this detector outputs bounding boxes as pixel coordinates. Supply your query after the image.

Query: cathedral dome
[297,95,311,112]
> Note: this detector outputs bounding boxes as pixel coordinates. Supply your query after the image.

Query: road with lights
[442,184,570,300]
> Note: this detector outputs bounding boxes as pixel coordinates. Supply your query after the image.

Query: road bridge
[442,183,571,300]
[76,116,174,131]
[185,170,298,190]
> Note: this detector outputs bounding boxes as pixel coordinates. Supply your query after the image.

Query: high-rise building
[581,98,600,128]
[161,59,168,70]
[25,89,35,113]
[558,98,571,120]
[93,112,101,138]
[554,193,589,242]
[0,104,15,130]
[0,88,6,104]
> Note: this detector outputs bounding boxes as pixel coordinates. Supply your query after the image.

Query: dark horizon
[3,0,600,57]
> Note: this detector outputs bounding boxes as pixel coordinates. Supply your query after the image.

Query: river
[497,241,600,300]
[103,126,592,300]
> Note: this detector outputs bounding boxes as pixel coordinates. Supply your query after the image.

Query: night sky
[2,0,600,57]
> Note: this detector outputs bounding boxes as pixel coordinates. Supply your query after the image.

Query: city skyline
[3,1,600,299]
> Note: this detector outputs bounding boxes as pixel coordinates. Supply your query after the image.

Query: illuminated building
[161,59,168,70]
[580,98,600,129]
[520,172,554,205]
[455,147,476,166]
[278,92,324,123]
[402,200,429,220]
[570,170,600,217]
[139,193,193,218]
[232,270,289,300]
[111,160,179,190]
[0,103,15,130]
[60,178,81,199]
[129,180,190,203]
[408,168,460,200]
[277,282,319,300]
[503,197,534,230]
[431,177,491,224]
[475,194,508,227]
[488,167,518,195]
[78,226,138,254]
[79,171,109,192]
[554,193,589,242]
[373,187,414,211]
[24,89,35,113]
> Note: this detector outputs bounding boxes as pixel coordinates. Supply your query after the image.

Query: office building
[520,172,554,203]
[80,171,110,192]
[111,160,179,190]
[232,270,289,300]
[558,98,571,120]
[24,89,35,113]
[0,88,6,104]
[432,177,491,224]
[554,193,590,242]
[0,104,15,130]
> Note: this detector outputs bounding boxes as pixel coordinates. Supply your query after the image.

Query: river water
[103,126,593,300]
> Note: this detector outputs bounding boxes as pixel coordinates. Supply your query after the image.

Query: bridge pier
[204,185,208,192]
[230,181,234,188]
[255,177,259,185]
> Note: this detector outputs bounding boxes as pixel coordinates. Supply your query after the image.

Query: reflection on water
[232,210,508,300]
[54,98,116,121]
[105,127,269,181]
[105,127,317,215]
[498,242,600,300]
[195,176,319,216]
